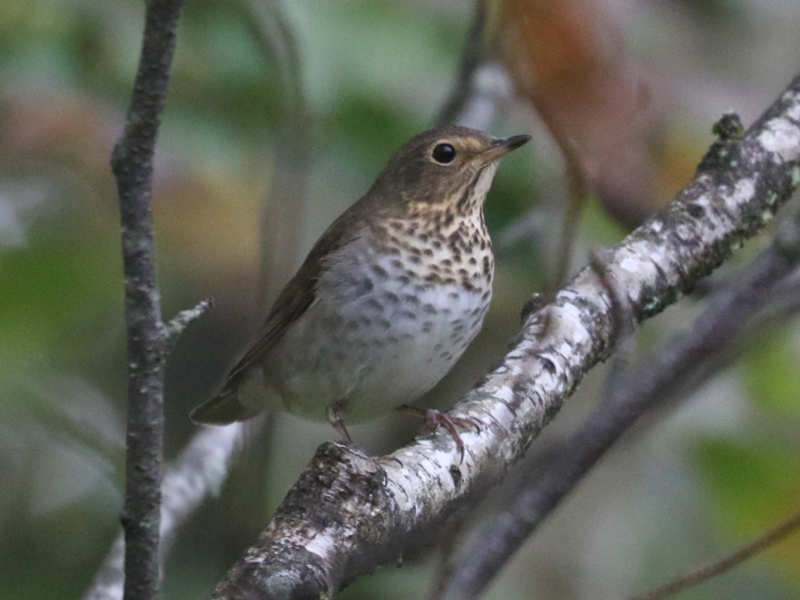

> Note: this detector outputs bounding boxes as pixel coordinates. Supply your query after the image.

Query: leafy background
[1,1,799,598]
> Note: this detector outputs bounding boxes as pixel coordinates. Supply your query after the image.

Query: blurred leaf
[500,0,659,227]
[690,435,800,583]
[0,215,120,373]
[743,330,800,417]
[692,437,797,532]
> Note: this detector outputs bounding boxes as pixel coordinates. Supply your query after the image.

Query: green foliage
[743,330,800,417]
[0,216,120,374]
[691,436,799,536]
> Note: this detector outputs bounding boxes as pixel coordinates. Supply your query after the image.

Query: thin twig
[238,0,310,303]
[535,102,592,288]
[436,0,489,126]
[554,142,590,287]
[432,200,800,600]
[89,0,307,600]
[436,2,514,130]
[629,507,800,600]
[109,1,185,598]
[83,424,245,600]
[165,297,214,351]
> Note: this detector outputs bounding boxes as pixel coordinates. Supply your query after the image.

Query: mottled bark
[212,76,800,599]
[434,204,800,600]
[109,1,211,598]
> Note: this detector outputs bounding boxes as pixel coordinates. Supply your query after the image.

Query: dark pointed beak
[477,134,531,164]
[500,134,532,151]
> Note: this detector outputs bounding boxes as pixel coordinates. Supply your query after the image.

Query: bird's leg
[396,404,481,463]
[327,401,353,443]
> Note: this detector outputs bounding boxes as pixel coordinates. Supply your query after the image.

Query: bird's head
[369,125,530,217]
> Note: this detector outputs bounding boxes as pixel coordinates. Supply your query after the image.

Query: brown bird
[191,126,530,449]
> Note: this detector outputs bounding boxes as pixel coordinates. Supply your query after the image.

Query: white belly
[263,244,492,422]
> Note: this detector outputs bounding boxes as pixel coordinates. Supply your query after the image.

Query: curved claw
[327,402,353,442]
[396,404,482,464]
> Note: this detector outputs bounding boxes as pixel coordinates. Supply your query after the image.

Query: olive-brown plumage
[190,126,530,436]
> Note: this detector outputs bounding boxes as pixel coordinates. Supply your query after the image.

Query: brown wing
[189,266,320,424]
[189,208,369,424]
[219,273,315,391]
[217,201,372,394]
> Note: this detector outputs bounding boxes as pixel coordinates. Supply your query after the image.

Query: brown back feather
[218,202,372,394]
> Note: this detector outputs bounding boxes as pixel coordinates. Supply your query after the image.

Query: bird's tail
[189,387,261,425]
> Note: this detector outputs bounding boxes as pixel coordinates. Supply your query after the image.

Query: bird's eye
[432,143,456,164]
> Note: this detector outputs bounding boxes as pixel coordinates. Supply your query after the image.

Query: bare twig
[88,4,506,599]
[436,0,489,126]
[238,0,310,301]
[237,0,304,114]
[211,76,800,600]
[109,1,186,598]
[491,90,593,287]
[434,1,514,132]
[432,182,800,599]
[452,62,514,131]
[83,424,244,600]
[165,297,214,351]
[546,112,592,288]
[629,506,800,600]
[87,2,303,596]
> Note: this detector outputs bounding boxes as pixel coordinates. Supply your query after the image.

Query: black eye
[432,143,456,164]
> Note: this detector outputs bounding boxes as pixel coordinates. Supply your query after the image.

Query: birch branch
[211,75,800,600]
[433,202,800,600]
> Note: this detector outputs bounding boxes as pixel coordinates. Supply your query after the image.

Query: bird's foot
[395,404,480,463]
[327,402,353,443]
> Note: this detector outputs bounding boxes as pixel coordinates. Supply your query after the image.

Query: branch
[236,0,311,303]
[87,2,304,596]
[83,424,245,600]
[210,76,800,599]
[108,1,190,598]
[165,297,214,351]
[630,506,800,600]
[433,0,514,130]
[433,201,800,599]
[435,0,489,125]
[90,8,509,597]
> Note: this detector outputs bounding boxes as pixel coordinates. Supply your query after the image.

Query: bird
[190,125,530,453]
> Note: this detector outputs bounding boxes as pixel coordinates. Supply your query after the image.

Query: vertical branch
[110,1,184,598]
[83,422,242,600]
[548,119,589,288]
[239,0,310,303]
[436,0,489,125]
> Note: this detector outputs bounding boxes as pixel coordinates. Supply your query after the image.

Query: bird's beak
[476,134,531,164]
